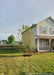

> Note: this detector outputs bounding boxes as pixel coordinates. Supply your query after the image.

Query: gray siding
[32,25,37,35]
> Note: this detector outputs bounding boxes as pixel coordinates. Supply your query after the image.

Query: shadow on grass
[0,53,32,58]
[0,49,26,54]
[0,49,25,54]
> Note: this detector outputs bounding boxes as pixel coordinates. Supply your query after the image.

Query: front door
[51,40,54,50]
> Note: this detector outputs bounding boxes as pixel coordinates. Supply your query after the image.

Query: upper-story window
[42,26,46,34]
[52,27,54,35]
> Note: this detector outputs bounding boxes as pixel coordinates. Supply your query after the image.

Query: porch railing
[39,47,49,50]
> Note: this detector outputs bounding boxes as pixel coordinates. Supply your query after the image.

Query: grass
[0,49,54,75]
[0,49,25,57]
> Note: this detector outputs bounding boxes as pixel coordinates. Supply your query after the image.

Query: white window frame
[52,27,54,35]
[42,26,46,34]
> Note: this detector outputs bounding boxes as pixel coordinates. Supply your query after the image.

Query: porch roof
[37,35,54,39]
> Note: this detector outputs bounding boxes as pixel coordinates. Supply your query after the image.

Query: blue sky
[0,0,54,40]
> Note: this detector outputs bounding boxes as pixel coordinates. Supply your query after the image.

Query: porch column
[49,39,50,50]
[37,38,39,51]
[49,39,52,51]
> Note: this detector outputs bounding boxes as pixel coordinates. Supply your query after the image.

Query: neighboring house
[22,16,54,52]
[0,40,19,45]
[0,40,7,45]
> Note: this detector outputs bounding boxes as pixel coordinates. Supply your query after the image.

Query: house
[0,40,7,45]
[22,16,54,52]
[0,40,19,45]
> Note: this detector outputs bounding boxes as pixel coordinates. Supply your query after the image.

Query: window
[52,27,54,35]
[39,40,42,47]
[42,26,46,34]
[40,39,49,47]
[43,40,46,47]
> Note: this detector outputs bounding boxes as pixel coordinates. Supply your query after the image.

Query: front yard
[0,50,54,75]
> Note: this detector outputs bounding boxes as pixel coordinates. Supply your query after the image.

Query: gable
[37,17,54,27]
[46,17,54,27]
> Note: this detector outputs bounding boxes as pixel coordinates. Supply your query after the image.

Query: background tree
[7,35,15,45]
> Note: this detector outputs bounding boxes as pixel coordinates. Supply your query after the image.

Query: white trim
[49,39,51,50]
[42,40,43,47]
[38,50,50,52]
[37,34,54,36]
[37,38,39,51]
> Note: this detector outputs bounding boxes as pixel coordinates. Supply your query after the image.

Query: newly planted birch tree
[18,25,35,52]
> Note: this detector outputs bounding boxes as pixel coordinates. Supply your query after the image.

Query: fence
[0,45,24,50]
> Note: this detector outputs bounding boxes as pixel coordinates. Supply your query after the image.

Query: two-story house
[22,17,54,52]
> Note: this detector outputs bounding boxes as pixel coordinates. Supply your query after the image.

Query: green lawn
[0,50,54,75]
[0,49,25,57]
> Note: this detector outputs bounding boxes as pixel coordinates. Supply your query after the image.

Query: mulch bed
[23,54,32,57]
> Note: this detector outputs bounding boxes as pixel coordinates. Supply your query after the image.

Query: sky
[0,0,54,41]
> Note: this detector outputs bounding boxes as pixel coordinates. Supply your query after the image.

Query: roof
[47,16,54,22]
[37,16,54,24]
[22,24,37,34]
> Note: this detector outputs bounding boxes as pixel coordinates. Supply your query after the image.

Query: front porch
[36,38,54,52]
[51,39,54,51]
